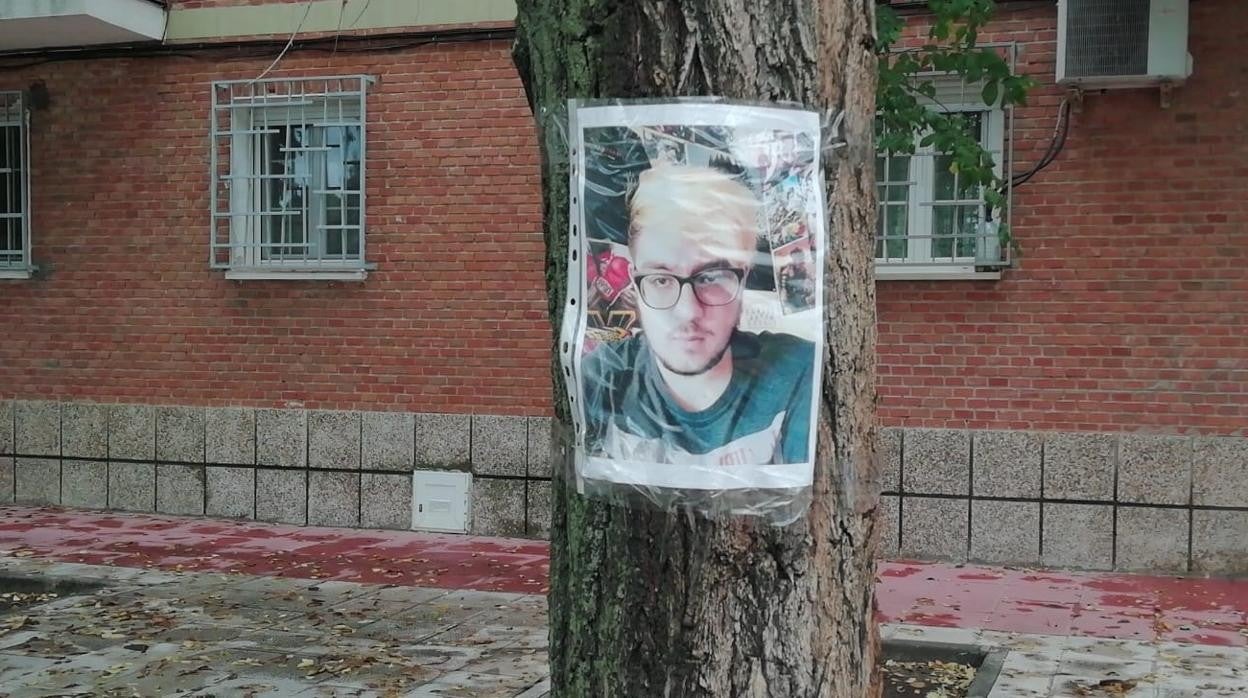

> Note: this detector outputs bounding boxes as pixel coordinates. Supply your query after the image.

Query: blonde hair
[627,165,761,267]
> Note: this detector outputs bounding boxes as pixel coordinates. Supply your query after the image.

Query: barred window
[876,74,1011,279]
[0,91,31,279]
[211,76,370,280]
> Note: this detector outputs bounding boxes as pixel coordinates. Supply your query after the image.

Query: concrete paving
[884,624,1247,697]
[0,506,1243,697]
[0,556,549,697]
[0,555,1243,697]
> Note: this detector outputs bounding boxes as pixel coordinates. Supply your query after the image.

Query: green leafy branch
[876,0,1036,257]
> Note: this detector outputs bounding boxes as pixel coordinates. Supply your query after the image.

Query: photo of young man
[567,102,825,492]
[581,165,815,469]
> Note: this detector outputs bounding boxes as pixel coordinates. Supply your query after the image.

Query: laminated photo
[564,101,826,492]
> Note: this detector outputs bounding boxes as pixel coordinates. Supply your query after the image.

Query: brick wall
[1,2,1243,564]
[878,0,1248,435]
[0,41,551,415]
[1,0,1244,435]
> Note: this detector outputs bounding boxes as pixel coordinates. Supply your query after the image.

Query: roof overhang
[0,0,167,52]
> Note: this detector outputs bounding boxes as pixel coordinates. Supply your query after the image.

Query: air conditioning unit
[1057,0,1192,89]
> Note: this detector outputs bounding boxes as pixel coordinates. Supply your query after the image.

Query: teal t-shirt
[581,331,814,466]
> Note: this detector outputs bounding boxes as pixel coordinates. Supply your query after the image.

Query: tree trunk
[514,2,881,696]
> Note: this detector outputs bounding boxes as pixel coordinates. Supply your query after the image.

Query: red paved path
[0,506,1243,647]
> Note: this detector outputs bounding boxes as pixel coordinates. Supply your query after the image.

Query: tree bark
[514,1,881,696]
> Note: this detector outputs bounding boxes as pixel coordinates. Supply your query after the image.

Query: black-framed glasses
[633,268,746,310]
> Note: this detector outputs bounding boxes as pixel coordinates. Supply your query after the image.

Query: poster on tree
[562,100,826,495]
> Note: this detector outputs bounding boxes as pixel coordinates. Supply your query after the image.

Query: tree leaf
[981,81,999,106]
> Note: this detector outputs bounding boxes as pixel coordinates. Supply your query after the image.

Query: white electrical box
[1057,0,1192,88]
[411,471,471,532]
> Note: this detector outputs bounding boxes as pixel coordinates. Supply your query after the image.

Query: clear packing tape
[553,98,846,526]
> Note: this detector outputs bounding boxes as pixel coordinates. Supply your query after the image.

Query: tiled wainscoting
[877,428,1248,575]
[0,401,553,539]
[4,400,1245,575]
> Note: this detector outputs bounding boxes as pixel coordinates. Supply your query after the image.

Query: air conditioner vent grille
[1065,0,1151,77]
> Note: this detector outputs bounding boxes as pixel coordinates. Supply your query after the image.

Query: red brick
[878,0,1246,435]
[1,0,1244,437]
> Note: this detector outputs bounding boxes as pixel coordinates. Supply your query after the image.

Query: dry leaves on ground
[1068,678,1141,695]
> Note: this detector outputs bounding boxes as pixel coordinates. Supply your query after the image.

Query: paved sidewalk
[2,507,1244,648]
[878,562,1248,648]
[0,555,548,697]
[0,508,548,594]
[0,506,1243,697]
[884,624,1245,697]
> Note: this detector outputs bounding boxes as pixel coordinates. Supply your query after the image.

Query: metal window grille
[210,76,371,274]
[0,91,30,275]
[875,56,1016,271]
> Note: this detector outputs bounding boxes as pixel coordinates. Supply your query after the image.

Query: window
[0,91,30,279]
[211,76,370,280]
[876,75,1010,279]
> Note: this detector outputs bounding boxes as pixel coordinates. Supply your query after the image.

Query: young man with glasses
[582,165,816,469]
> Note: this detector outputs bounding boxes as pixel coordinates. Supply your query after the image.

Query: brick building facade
[0,0,1243,574]
[875,0,1246,576]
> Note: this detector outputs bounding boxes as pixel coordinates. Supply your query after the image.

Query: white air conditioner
[1057,0,1192,88]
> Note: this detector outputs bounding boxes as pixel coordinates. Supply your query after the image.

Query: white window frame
[0,91,31,280]
[210,76,371,281]
[228,107,362,268]
[876,66,1015,281]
